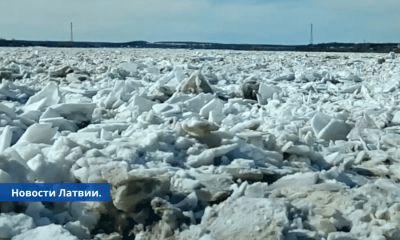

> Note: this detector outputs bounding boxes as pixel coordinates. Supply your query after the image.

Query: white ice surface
[0,48,400,239]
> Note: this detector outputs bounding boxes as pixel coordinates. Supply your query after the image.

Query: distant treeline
[0,39,399,53]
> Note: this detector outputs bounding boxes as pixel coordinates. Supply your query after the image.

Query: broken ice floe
[0,48,400,239]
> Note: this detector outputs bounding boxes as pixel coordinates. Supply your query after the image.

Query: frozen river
[0,47,399,240]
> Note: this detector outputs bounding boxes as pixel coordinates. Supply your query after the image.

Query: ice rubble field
[0,47,400,240]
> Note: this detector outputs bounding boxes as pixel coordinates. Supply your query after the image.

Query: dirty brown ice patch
[0,47,400,239]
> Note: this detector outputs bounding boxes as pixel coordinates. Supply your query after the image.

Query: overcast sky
[0,0,399,44]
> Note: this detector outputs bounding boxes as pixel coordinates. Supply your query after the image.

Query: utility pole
[70,22,73,42]
[310,24,313,45]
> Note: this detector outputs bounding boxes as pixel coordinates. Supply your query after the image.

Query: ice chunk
[209,110,226,124]
[51,103,96,124]
[146,66,160,75]
[20,110,42,122]
[258,83,282,104]
[391,111,400,125]
[24,202,45,223]
[157,71,176,87]
[173,192,198,211]
[342,72,362,82]
[64,221,91,240]
[40,107,62,119]
[339,85,362,93]
[130,95,155,113]
[25,82,60,108]
[165,92,191,104]
[0,213,35,239]
[388,51,396,59]
[382,133,400,147]
[0,148,35,182]
[177,70,213,94]
[201,197,289,239]
[244,182,268,198]
[23,98,48,112]
[174,137,195,150]
[230,119,261,133]
[16,123,58,145]
[118,62,138,73]
[0,103,16,118]
[308,215,337,234]
[273,72,295,81]
[193,173,234,203]
[199,234,216,240]
[66,73,92,82]
[70,202,99,230]
[269,172,319,189]
[41,118,79,132]
[152,103,181,117]
[199,98,225,118]
[318,119,351,141]
[13,224,78,240]
[312,112,350,141]
[180,118,219,137]
[172,177,202,193]
[174,66,185,82]
[0,125,13,153]
[327,232,357,240]
[109,171,170,213]
[39,107,79,130]
[241,80,259,100]
[374,179,400,196]
[54,212,73,225]
[187,143,238,167]
[49,66,73,77]
[311,112,332,136]
[184,93,214,113]
[0,169,13,183]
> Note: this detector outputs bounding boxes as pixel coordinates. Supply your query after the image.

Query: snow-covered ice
[0,47,400,239]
